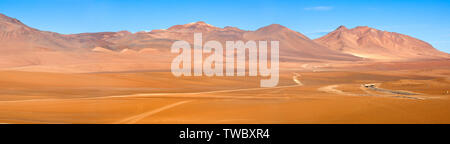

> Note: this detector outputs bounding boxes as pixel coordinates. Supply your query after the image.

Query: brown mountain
[0,13,359,63]
[1,13,447,72]
[0,14,92,69]
[83,21,360,62]
[314,26,449,60]
[0,14,95,53]
[243,24,360,61]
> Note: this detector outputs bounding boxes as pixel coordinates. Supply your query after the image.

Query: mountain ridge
[314,25,449,60]
[0,13,448,72]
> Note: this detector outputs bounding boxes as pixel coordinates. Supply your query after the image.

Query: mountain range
[0,13,448,72]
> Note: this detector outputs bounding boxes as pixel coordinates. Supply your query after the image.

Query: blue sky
[0,0,449,53]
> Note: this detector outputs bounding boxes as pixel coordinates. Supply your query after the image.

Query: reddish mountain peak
[0,13,29,31]
[327,26,387,37]
[117,30,132,34]
[167,21,219,32]
[253,24,309,40]
[185,21,215,27]
[350,26,379,33]
[336,25,348,31]
[194,21,207,24]
[0,13,38,36]
[314,25,449,60]
[354,26,370,29]
[254,24,294,35]
[257,24,287,31]
[223,26,244,32]
[0,13,23,24]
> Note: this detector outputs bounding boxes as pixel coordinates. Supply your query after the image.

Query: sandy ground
[0,61,449,124]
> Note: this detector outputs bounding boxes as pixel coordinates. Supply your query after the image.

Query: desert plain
[0,60,449,124]
[0,13,449,124]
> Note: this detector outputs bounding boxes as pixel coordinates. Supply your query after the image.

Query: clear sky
[0,0,449,53]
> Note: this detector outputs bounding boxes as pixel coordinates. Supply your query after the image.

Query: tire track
[0,73,304,103]
[318,84,426,100]
[114,100,193,124]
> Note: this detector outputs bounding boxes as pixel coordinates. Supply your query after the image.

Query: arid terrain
[0,13,449,124]
[0,62,449,124]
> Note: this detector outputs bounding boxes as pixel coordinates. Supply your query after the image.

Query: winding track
[110,73,304,123]
[0,73,305,103]
[0,73,305,123]
[114,100,193,124]
[318,83,426,100]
